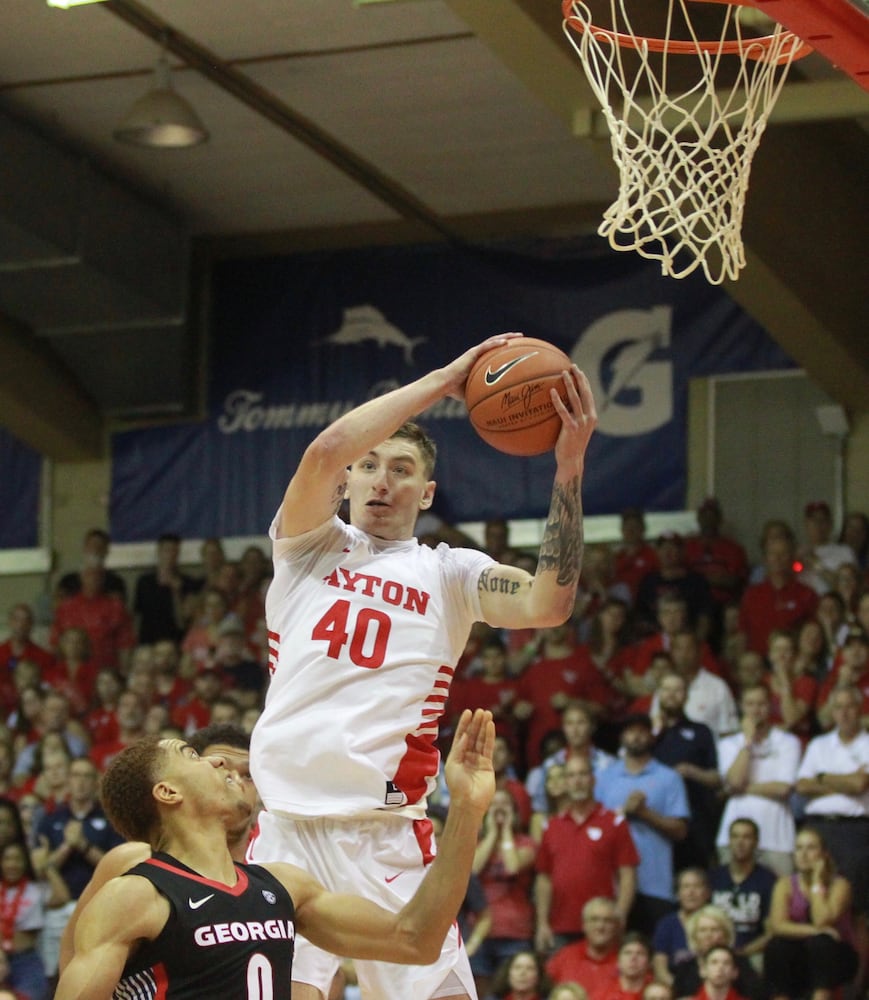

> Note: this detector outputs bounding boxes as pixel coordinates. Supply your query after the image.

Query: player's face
[346,439,435,541]
[158,739,250,822]
[203,742,259,817]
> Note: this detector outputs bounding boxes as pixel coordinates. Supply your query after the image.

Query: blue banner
[110,238,794,541]
[0,428,41,549]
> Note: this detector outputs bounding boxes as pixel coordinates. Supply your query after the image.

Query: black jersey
[115,852,294,1000]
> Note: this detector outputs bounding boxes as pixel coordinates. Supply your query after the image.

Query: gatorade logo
[571,306,673,436]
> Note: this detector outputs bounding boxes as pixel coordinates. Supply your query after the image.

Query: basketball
[464,338,572,456]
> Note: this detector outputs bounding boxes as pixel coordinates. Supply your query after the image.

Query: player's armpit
[59,841,151,975]
[56,875,169,1000]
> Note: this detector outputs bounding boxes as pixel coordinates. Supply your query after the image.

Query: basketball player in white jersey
[249,332,598,1000]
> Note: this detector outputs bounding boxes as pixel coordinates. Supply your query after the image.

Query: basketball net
[562,1,811,284]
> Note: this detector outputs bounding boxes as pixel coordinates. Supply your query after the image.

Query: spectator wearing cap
[595,714,690,936]
[795,683,869,919]
[797,501,858,596]
[738,530,817,655]
[684,499,749,653]
[635,533,714,642]
[815,626,869,730]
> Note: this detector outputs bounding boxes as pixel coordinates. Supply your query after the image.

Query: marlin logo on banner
[315,305,426,365]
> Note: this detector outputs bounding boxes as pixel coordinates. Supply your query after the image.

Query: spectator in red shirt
[764,629,817,743]
[151,640,190,713]
[84,670,122,748]
[448,635,518,745]
[590,933,654,1000]
[470,788,537,999]
[816,626,869,730]
[50,568,136,673]
[535,756,638,955]
[169,666,224,736]
[692,945,746,1000]
[635,533,714,642]
[546,897,622,990]
[573,545,633,644]
[492,736,532,829]
[514,624,600,770]
[0,604,54,678]
[627,597,721,699]
[685,499,749,652]
[613,509,659,603]
[43,628,98,719]
[489,949,550,1000]
[0,605,52,719]
[739,534,818,655]
[89,690,146,772]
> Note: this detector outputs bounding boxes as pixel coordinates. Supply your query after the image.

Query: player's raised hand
[441,333,525,400]
[551,366,597,466]
[443,709,495,815]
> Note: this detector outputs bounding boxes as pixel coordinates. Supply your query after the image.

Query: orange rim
[562,0,813,62]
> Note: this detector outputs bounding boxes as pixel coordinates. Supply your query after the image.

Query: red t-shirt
[478,832,536,940]
[628,633,723,678]
[547,940,619,990]
[684,535,749,606]
[738,578,818,654]
[536,803,639,935]
[817,666,869,714]
[613,544,659,599]
[764,673,818,742]
[42,659,100,716]
[51,593,137,670]
[447,676,518,741]
[515,652,591,767]
[591,972,653,1000]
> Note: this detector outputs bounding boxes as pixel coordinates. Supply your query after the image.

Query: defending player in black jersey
[54,708,495,1000]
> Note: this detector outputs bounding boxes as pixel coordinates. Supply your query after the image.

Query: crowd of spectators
[428,500,869,1000]
[0,532,270,999]
[0,497,868,1000]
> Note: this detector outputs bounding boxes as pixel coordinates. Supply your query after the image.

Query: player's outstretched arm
[274,709,494,963]
[55,875,168,1000]
[477,367,596,630]
[58,840,151,974]
[277,334,524,537]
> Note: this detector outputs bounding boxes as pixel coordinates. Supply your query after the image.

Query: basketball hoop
[562,0,812,284]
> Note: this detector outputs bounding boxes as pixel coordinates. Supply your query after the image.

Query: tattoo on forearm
[478,567,522,597]
[331,479,347,515]
[537,477,583,587]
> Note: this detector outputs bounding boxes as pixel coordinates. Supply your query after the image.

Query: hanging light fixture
[114,49,208,149]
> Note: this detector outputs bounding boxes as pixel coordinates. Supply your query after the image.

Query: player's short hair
[101,737,167,845]
[188,723,250,755]
[390,421,437,478]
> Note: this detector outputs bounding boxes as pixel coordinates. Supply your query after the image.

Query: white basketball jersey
[251,513,493,820]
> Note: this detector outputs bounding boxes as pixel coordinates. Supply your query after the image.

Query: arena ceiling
[0,0,867,461]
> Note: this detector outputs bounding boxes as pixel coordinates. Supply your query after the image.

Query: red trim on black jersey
[145,857,250,896]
